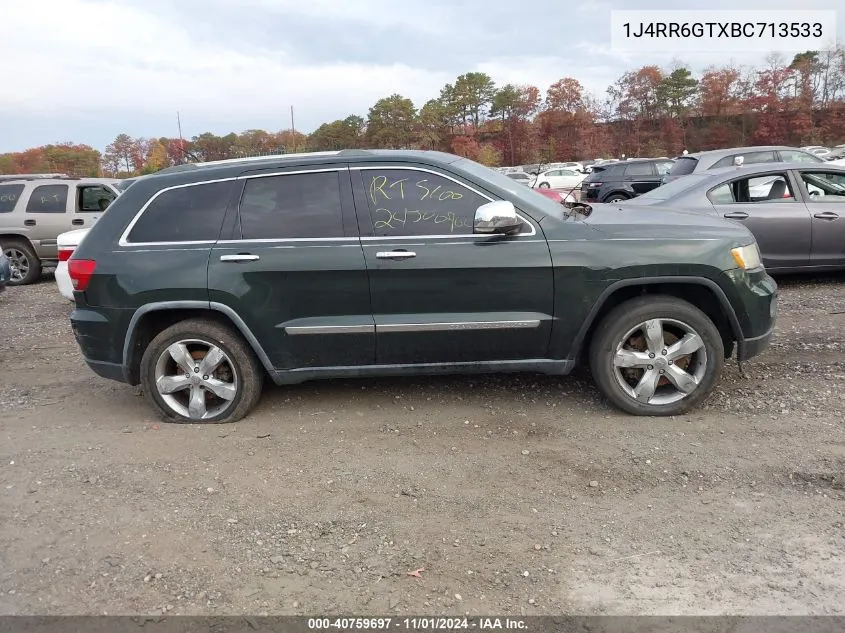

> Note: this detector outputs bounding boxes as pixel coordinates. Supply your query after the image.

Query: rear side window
[666,157,698,176]
[624,163,654,177]
[238,172,344,240]
[127,181,232,243]
[0,184,24,213]
[26,185,68,213]
[715,151,777,168]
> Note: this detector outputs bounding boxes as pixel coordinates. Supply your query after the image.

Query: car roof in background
[680,146,807,160]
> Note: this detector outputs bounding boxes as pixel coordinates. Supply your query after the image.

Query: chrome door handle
[723,211,749,220]
[376,251,417,259]
[813,211,839,220]
[220,254,260,262]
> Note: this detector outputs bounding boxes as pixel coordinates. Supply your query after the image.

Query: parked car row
[0,176,121,285]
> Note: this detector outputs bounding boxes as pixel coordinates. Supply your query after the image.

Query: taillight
[58,247,74,262]
[68,259,96,291]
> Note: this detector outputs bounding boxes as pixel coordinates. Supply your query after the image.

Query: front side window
[800,171,845,202]
[127,180,231,243]
[655,161,674,175]
[78,185,117,212]
[363,169,489,237]
[238,171,344,240]
[26,185,69,213]
[0,184,24,213]
[780,150,823,164]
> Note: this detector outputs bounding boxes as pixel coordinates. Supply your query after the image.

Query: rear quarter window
[0,184,24,213]
[126,180,232,243]
[623,163,655,177]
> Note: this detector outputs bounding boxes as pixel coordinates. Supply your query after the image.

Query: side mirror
[474,200,523,235]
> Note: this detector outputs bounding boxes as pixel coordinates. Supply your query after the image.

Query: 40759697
[307,618,394,630]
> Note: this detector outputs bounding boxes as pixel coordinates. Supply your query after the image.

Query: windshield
[454,157,566,217]
[635,173,711,200]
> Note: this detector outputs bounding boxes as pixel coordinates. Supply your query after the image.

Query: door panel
[797,170,845,267]
[709,172,812,269]
[352,166,554,366]
[207,166,375,370]
[24,183,71,256]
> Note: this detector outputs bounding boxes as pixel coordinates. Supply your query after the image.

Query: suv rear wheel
[588,296,724,416]
[2,240,42,286]
[140,319,264,424]
[604,193,629,203]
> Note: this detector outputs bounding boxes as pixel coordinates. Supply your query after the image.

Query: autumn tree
[308,115,365,150]
[366,94,417,149]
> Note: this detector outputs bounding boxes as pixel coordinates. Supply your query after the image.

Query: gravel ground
[0,273,843,616]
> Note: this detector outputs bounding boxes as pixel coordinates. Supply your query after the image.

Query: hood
[539,201,754,244]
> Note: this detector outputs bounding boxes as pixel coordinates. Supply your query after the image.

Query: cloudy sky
[1,0,842,153]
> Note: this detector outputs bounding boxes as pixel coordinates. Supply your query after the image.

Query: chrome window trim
[352,165,537,238]
[118,176,238,247]
[117,165,539,247]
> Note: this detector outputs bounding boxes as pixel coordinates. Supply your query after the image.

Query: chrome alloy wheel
[154,339,238,420]
[5,247,28,283]
[612,318,708,406]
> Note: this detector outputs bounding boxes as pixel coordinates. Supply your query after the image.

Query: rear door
[623,162,659,195]
[23,182,72,257]
[351,164,554,366]
[207,165,374,371]
[795,168,845,267]
[707,171,812,269]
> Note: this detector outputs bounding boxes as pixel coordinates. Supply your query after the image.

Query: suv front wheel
[140,319,265,424]
[589,296,724,416]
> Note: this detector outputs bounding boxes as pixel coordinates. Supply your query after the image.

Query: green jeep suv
[67,150,777,424]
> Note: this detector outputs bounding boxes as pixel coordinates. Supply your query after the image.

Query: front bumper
[721,268,778,362]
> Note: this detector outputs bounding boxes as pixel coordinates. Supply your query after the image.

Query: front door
[351,165,554,366]
[797,169,845,267]
[74,184,118,228]
[208,166,374,371]
[708,171,812,270]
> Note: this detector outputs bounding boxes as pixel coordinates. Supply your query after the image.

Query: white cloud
[0,0,450,121]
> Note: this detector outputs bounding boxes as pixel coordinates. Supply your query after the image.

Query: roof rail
[188,150,344,169]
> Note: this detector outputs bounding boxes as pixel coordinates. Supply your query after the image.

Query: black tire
[140,318,265,424]
[538,182,551,189]
[2,239,42,286]
[588,296,724,416]
[604,194,629,203]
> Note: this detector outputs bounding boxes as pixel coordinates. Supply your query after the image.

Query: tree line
[2,47,844,178]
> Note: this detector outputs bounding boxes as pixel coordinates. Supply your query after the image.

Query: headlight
[731,243,763,270]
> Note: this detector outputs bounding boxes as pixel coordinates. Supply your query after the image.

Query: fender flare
[121,300,276,381]
[570,276,745,359]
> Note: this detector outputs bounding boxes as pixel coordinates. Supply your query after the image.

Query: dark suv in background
[580,158,675,203]
[67,150,776,424]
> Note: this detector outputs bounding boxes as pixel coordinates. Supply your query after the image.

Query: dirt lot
[0,274,844,616]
